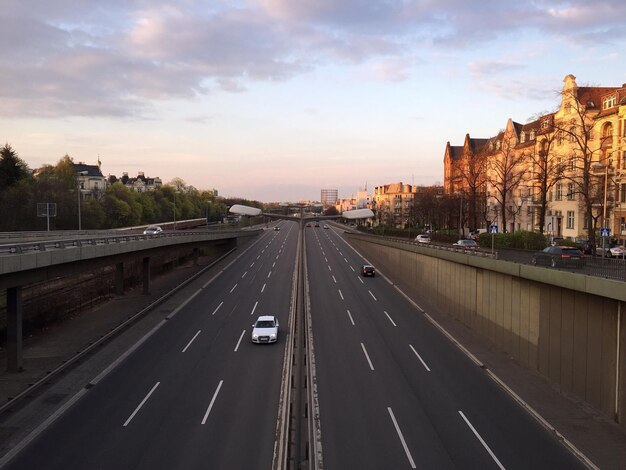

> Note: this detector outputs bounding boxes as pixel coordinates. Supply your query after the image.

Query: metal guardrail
[366,234,499,259]
[0,230,247,256]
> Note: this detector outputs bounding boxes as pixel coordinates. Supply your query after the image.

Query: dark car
[361,265,376,277]
[531,246,584,268]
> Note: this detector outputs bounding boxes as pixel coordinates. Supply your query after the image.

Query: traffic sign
[600,227,610,237]
[490,224,498,234]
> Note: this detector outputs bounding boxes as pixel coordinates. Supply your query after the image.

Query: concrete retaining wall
[348,234,625,425]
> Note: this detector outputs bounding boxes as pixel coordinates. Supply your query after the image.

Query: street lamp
[77,171,88,231]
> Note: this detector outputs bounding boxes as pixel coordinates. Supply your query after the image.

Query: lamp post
[77,171,88,231]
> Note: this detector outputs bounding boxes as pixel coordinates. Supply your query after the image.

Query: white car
[415,234,431,244]
[143,225,163,235]
[251,316,279,344]
[453,239,479,250]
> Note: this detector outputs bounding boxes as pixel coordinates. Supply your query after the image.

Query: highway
[3,223,297,470]
[3,221,586,469]
[306,225,584,469]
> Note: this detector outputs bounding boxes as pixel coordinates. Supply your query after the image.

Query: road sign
[600,227,610,237]
[490,224,498,234]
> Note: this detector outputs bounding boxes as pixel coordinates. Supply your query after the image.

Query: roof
[256,315,276,321]
[73,163,104,177]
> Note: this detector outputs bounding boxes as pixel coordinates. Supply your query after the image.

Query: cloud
[2,0,626,119]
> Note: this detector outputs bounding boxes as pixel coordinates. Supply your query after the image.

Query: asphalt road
[306,225,584,469]
[3,222,589,469]
[3,223,298,470]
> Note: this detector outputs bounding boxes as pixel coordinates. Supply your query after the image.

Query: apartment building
[445,74,626,241]
[373,182,417,228]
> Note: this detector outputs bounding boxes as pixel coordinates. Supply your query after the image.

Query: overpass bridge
[0,227,261,372]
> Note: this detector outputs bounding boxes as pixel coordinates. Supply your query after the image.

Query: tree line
[0,144,262,231]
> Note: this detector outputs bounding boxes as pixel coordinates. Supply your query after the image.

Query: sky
[2,0,626,202]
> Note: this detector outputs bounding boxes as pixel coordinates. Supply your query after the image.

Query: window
[623,150,626,170]
[566,211,575,229]
[496,141,501,150]
[541,119,550,130]
[557,132,564,146]
[520,132,525,143]
[567,183,575,200]
[569,127,576,142]
[565,103,571,114]
[530,130,536,140]
[569,155,576,171]
[556,183,563,201]
[621,183,626,204]
[603,95,616,110]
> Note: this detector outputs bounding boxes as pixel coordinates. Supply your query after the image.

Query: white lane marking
[368,290,377,301]
[361,343,374,371]
[257,255,261,260]
[347,309,355,326]
[350,266,355,272]
[230,284,238,293]
[358,277,364,284]
[211,301,224,316]
[267,271,272,278]
[272,262,276,268]
[251,301,259,316]
[234,330,246,352]
[241,271,248,278]
[416,304,424,313]
[409,344,431,372]
[388,407,417,469]
[250,262,255,268]
[182,330,201,353]
[327,265,332,271]
[338,290,344,300]
[202,380,224,424]
[344,258,348,263]
[261,283,266,293]
[276,255,279,260]
[384,311,397,327]
[459,411,506,470]
[325,257,328,262]
[123,382,160,427]
[332,275,337,283]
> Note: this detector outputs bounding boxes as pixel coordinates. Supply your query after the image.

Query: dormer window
[496,141,501,150]
[541,119,550,130]
[529,131,536,140]
[564,103,571,114]
[520,132,526,143]
[603,95,616,110]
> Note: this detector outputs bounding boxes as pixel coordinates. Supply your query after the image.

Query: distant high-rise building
[321,189,338,207]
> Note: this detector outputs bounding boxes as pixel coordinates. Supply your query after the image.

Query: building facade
[444,74,626,241]
[373,182,417,228]
[320,189,338,207]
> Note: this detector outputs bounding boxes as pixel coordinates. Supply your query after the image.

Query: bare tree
[487,133,526,233]
[553,87,610,251]
[524,122,565,234]
[456,151,489,231]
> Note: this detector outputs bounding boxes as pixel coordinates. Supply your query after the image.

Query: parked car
[251,315,279,344]
[468,229,487,240]
[576,239,593,255]
[531,246,584,268]
[415,234,431,244]
[601,243,625,258]
[453,239,479,250]
[361,265,376,277]
[143,225,163,235]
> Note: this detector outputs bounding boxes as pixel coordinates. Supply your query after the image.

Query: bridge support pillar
[6,286,23,373]
[115,262,124,295]
[142,257,151,295]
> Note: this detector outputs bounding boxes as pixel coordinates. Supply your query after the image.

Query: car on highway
[251,315,279,344]
[453,239,479,250]
[274,226,280,231]
[415,234,431,244]
[315,222,320,227]
[143,225,163,235]
[531,246,584,268]
[323,224,329,229]
[361,264,376,277]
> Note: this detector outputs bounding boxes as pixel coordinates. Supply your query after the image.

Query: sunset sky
[2,0,626,202]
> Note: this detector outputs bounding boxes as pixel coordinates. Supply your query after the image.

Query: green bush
[477,230,547,250]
